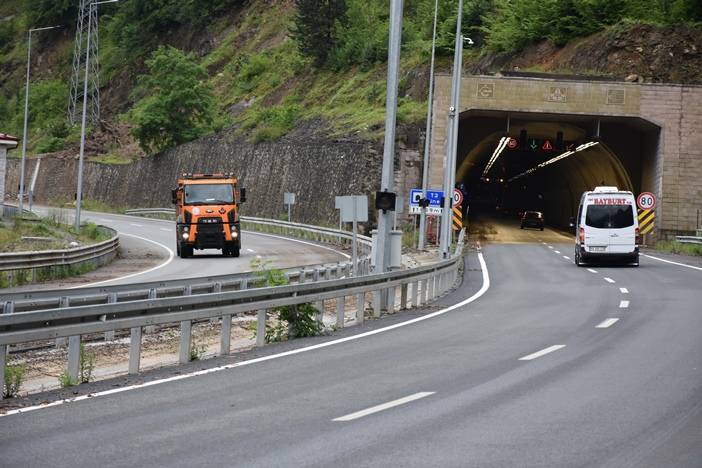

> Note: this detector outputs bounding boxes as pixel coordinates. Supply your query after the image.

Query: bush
[3,363,25,398]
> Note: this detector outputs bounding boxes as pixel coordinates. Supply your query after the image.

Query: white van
[573,186,639,267]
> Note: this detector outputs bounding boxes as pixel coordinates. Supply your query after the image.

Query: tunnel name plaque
[547,87,568,103]
[477,83,495,99]
[607,89,626,105]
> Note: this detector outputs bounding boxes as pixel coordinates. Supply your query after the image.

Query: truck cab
[172,173,246,258]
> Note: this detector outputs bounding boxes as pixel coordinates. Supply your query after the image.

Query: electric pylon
[68,0,101,125]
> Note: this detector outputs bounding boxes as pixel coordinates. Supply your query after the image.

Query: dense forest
[0,0,700,157]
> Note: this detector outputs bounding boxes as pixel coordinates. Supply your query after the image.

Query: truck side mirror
[171,189,177,204]
[240,188,247,203]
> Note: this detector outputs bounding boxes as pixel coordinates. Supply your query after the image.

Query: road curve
[25,207,349,286]
[1,239,700,466]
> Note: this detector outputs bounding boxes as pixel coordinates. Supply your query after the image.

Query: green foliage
[79,343,96,384]
[23,0,77,31]
[58,371,78,388]
[3,363,25,398]
[655,240,702,256]
[291,0,347,66]
[189,340,207,361]
[247,104,302,142]
[130,46,216,153]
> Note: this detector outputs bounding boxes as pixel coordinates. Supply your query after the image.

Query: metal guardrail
[0,232,465,396]
[0,227,119,275]
[675,236,702,245]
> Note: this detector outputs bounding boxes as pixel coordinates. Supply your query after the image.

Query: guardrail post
[56,297,69,348]
[0,301,12,400]
[240,278,248,290]
[104,293,117,341]
[220,312,232,356]
[67,335,81,382]
[129,327,142,374]
[400,283,408,310]
[336,263,343,279]
[312,268,320,283]
[372,290,382,318]
[422,279,429,304]
[145,289,158,334]
[256,309,266,347]
[210,282,222,325]
[325,266,332,281]
[299,269,306,284]
[179,320,192,364]
[336,296,345,329]
[412,281,420,307]
[356,293,365,324]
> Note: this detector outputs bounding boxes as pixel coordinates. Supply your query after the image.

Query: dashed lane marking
[619,300,630,309]
[620,288,629,294]
[519,345,566,361]
[548,246,554,249]
[554,250,561,254]
[129,223,144,228]
[587,268,598,274]
[604,277,616,284]
[332,392,435,422]
[596,318,619,329]
[563,256,570,260]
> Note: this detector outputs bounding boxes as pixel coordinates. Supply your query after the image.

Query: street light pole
[19,25,61,215]
[418,0,439,250]
[440,0,463,258]
[374,0,404,277]
[75,0,118,231]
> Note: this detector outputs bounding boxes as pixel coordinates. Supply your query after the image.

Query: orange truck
[171,173,246,258]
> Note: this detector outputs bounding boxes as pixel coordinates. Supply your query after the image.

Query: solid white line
[332,392,435,422]
[243,230,351,260]
[604,277,616,283]
[129,223,144,227]
[619,300,630,309]
[0,253,491,418]
[554,250,561,254]
[587,268,598,274]
[596,318,619,329]
[642,254,702,272]
[519,345,566,361]
[70,233,175,289]
[563,255,570,260]
[620,287,629,294]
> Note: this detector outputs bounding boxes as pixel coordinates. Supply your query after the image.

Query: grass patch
[655,240,702,256]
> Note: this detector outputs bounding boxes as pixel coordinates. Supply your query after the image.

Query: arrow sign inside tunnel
[529,139,538,150]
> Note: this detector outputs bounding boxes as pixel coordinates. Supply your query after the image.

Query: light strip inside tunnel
[482,137,509,178]
[508,141,599,182]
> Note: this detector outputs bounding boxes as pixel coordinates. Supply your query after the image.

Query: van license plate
[590,246,606,252]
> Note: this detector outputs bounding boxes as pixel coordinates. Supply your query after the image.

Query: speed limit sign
[452,188,464,207]
[637,192,657,211]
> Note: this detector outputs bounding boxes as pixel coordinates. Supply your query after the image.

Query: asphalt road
[25,206,348,286]
[1,233,701,466]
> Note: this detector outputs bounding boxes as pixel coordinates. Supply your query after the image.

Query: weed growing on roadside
[189,341,207,361]
[80,344,96,383]
[58,372,78,388]
[3,363,25,398]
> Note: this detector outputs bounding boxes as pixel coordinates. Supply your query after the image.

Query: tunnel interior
[455,110,661,228]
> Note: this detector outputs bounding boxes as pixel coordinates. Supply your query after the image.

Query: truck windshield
[585,205,634,228]
[184,184,233,205]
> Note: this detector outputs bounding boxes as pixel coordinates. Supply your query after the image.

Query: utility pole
[19,25,61,215]
[440,0,463,259]
[75,0,118,231]
[418,0,439,250]
[68,0,101,125]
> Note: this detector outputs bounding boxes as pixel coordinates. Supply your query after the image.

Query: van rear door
[584,196,636,253]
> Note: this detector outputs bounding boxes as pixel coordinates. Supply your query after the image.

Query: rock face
[5,126,395,225]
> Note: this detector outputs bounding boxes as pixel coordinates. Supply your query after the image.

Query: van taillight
[579,227,585,243]
[635,227,640,237]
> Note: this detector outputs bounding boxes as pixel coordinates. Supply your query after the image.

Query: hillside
[0,0,701,164]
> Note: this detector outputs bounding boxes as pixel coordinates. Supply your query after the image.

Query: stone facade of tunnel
[430,74,702,238]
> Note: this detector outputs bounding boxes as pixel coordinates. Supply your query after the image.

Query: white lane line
[70,233,175,289]
[643,254,702,272]
[619,300,630,309]
[519,345,566,361]
[587,268,598,274]
[562,255,570,260]
[596,318,619,329]
[548,246,554,249]
[159,228,170,232]
[554,250,561,254]
[129,223,144,228]
[332,392,435,422]
[604,277,616,283]
[243,230,351,260]
[0,253,491,418]
[620,287,629,294]
[98,218,110,223]
[246,248,255,253]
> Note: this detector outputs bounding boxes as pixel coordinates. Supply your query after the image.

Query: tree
[290,0,347,66]
[130,46,215,153]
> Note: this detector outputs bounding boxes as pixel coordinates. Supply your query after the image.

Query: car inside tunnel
[454,110,661,230]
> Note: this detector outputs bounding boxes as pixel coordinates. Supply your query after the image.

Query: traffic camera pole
[440,0,463,259]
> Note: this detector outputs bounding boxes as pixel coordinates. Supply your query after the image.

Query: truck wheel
[222,246,230,257]
[180,243,192,258]
[232,247,240,258]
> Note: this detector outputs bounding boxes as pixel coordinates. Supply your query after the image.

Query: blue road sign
[410,188,444,215]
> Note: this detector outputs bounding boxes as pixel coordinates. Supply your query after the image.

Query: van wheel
[575,249,584,267]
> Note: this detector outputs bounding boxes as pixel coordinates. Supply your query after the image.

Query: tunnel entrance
[454,110,661,230]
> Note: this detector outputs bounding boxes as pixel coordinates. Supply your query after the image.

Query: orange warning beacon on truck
[171,173,246,258]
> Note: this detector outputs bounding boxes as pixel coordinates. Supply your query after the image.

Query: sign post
[336,195,368,276]
[284,192,296,222]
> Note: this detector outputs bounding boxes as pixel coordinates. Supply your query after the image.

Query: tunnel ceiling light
[482,137,509,178]
[508,141,600,182]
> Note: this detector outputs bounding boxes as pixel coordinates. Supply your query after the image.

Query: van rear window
[585,205,634,228]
